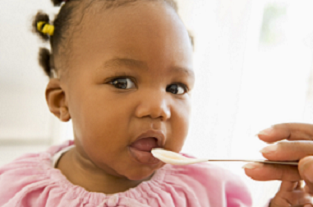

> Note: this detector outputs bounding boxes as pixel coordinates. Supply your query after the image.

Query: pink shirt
[0,141,252,207]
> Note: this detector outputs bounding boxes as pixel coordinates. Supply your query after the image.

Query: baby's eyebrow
[103,57,194,78]
[103,58,148,70]
[170,66,195,78]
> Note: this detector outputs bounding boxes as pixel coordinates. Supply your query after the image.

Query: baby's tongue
[130,138,158,152]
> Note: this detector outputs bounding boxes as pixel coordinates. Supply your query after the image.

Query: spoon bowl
[151,148,208,165]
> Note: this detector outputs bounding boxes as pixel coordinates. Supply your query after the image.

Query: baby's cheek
[168,117,189,150]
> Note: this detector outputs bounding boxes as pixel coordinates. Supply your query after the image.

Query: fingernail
[304,204,312,207]
[260,145,277,154]
[242,163,263,169]
[258,127,273,136]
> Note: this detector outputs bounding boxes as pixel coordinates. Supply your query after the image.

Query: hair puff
[39,48,53,78]
[32,11,51,41]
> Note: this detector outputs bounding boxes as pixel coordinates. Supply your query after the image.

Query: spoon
[151,148,298,166]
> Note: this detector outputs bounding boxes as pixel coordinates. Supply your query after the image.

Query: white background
[1,0,313,206]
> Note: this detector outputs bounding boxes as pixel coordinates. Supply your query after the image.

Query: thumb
[299,156,313,194]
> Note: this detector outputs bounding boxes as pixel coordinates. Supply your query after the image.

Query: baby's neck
[56,147,152,194]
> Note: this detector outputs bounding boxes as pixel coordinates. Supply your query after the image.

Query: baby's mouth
[129,137,158,152]
[128,137,161,164]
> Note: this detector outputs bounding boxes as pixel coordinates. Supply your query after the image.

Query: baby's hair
[33,0,192,78]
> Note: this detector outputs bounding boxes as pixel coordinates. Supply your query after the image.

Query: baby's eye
[166,84,187,95]
[110,78,135,89]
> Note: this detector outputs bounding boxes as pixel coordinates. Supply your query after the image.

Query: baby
[0,0,311,206]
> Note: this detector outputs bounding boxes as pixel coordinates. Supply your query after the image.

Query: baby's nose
[135,90,171,121]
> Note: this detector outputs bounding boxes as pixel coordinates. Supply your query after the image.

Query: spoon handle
[207,159,298,166]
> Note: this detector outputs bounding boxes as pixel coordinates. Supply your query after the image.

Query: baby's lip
[131,130,165,149]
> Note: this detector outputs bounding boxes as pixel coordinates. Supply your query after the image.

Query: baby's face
[63,1,194,181]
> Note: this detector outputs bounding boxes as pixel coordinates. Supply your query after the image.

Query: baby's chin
[121,163,165,181]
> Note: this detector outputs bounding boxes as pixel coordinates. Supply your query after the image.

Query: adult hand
[270,181,312,207]
[243,123,313,194]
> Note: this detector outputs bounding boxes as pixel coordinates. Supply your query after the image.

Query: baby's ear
[45,79,70,122]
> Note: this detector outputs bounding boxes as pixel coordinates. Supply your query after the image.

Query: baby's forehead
[66,0,181,48]
[55,0,193,78]
[70,1,190,52]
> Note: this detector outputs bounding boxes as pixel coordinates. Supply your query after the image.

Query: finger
[258,123,313,143]
[271,193,313,207]
[299,156,313,194]
[270,196,291,207]
[273,181,313,207]
[279,181,300,191]
[243,162,301,181]
[260,141,313,161]
[280,191,313,206]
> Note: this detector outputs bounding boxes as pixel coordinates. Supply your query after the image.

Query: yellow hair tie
[37,21,54,36]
